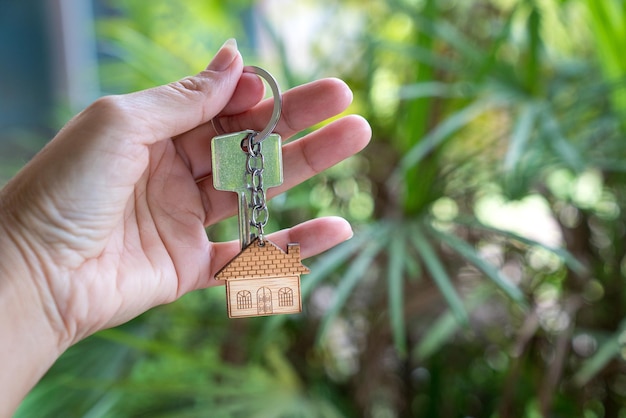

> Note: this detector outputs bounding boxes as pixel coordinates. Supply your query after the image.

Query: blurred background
[4,0,626,416]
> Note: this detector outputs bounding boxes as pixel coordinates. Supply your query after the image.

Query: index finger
[214,77,354,140]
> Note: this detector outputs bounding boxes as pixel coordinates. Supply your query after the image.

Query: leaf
[14,334,134,418]
[504,103,537,172]
[539,109,585,172]
[398,81,472,100]
[412,13,485,67]
[388,224,408,356]
[96,328,191,360]
[475,3,520,84]
[415,285,492,360]
[317,227,390,343]
[410,224,468,325]
[415,308,460,361]
[585,0,626,123]
[525,5,542,94]
[456,217,587,276]
[404,244,423,280]
[429,226,526,305]
[572,318,626,386]
[82,392,121,418]
[301,227,377,298]
[397,99,499,174]
[400,42,461,73]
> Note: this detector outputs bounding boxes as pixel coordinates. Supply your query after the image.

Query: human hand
[0,39,370,413]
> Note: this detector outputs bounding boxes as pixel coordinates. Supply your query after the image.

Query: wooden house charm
[215,238,310,318]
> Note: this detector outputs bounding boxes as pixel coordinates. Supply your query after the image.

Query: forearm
[0,213,67,416]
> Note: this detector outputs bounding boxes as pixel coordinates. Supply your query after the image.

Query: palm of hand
[21,135,209,342]
[84,139,211,335]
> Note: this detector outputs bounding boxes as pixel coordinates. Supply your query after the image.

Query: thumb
[116,38,243,144]
[13,39,243,221]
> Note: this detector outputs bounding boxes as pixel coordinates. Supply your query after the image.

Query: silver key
[211,130,283,249]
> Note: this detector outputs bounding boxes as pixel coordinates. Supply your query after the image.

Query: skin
[0,39,371,416]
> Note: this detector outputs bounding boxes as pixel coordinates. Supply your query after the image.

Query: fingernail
[207,39,239,72]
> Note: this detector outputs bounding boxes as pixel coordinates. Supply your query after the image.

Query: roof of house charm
[215,238,310,318]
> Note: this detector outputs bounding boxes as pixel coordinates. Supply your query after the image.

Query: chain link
[245,133,269,244]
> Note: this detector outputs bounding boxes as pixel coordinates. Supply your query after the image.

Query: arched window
[237,290,252,309]
[278,287,294,307]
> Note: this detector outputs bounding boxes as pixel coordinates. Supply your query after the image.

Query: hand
[0,39,371,413]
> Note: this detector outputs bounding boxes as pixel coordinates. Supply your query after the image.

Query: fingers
[176,77,357,180]
[198,114,371,225]
[276,114,371,194]
[218,77,354,139]
[206,216,353,285]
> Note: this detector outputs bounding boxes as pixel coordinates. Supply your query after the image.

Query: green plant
[17,0,626,416]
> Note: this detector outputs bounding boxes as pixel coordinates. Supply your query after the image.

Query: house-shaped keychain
[215,238,310,318]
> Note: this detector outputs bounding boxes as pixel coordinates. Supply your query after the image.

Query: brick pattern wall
[216,238,310,280]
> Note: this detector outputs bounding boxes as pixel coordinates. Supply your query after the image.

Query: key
[211,130,283,249]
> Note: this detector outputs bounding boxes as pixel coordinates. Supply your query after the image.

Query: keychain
[211,66,309,318]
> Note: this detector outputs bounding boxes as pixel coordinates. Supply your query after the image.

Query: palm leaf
[539,108,585,172]
[410,223,468,324]
[388,223,410,356]
[504,103,538,172]
[317,225,391,342]
[415,285,493,360]
[456,216,587,276]
[396,99,501,176]
[429,225,526,305]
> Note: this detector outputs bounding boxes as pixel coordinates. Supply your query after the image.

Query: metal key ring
[211,65,282,145]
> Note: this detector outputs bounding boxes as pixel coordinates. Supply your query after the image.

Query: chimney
[287,243,301,260]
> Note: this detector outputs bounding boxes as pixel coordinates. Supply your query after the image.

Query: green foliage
[97,0,255,92]
[17,0,626,416]
[584,0,626,123]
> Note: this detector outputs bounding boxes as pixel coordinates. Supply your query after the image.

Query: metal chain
[245,133,269,244]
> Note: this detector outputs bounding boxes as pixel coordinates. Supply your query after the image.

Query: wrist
[0,202,70,415]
